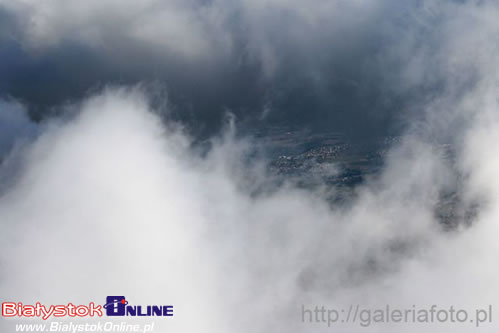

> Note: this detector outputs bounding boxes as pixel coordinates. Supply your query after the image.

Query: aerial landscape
[0,1,498,332]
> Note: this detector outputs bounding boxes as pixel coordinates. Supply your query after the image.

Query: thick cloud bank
[0,83,498,332]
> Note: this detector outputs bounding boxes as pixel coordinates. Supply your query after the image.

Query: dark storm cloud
[0,0,496,138]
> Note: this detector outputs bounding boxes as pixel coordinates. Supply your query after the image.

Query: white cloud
[0,83,498,332]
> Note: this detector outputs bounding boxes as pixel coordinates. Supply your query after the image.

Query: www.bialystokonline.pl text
[13,321,155,333]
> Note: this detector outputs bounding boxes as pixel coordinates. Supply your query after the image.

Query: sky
[1,1,499,332]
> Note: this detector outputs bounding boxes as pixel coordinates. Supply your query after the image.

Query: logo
[2,296,173,320]
[1,302,102,320]
[103,296,173,317]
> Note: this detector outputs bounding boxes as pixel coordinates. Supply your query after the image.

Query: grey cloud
[2,0,496,138]
[0,99,37,157]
